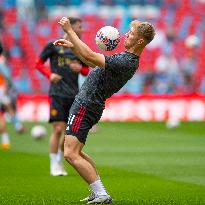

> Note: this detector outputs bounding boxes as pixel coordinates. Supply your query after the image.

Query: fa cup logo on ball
[96,26,120,51]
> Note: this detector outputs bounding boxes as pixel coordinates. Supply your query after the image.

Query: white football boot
[50,163,63,176]
[80,191,96,202]
[86,193,112,204]
[58,162,68,176]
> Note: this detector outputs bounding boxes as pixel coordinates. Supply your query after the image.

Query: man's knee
[64,147,79,164]
[64,135,83,164]
[53,124,63,137]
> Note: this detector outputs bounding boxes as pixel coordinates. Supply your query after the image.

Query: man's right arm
[66,31,105,68]
[35,59,62,83]
[35,43,53,79]
[35,59,51,79]
[54,38,103,68]
[75,54,96,68]
[35,42,62,83]
[58,17,105,69]
[35,42,54,79]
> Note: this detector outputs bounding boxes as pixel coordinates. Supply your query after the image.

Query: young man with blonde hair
[54,18,155,203]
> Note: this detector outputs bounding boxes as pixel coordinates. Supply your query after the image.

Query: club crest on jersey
[58,47,64,54]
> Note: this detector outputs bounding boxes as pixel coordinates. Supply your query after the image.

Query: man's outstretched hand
[58,17,72,33]
[53,39,74,48]
[50,73,62,83]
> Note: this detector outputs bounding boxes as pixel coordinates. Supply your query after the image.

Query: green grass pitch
[0,122,205,205]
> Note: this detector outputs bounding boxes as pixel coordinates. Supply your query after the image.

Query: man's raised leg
[64,135,112,204]
[64,135,98,183]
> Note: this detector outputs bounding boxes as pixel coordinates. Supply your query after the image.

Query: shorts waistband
[75,99,104,114]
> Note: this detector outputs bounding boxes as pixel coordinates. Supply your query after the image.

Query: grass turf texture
[0,122,205,205]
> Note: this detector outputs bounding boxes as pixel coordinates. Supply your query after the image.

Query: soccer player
[0,42,25,149]
[0,42,25,134]
[0,47,11,149]
[0,111,10,150]
[35,17,89,176]
[54,17,155,203]
[0,42,10,149]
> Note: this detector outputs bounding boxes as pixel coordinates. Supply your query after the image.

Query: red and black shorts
[49,96,75,123]
[65,100,102,144]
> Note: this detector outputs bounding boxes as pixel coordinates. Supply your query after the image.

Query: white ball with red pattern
[31,125,47,139]
[95,26,120,51]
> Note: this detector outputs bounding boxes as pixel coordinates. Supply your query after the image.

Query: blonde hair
[131,20,155,44]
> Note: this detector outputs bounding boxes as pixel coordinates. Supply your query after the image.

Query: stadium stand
[0,0,204,94]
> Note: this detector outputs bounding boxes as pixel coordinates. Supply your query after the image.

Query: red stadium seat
[1,1,205,93]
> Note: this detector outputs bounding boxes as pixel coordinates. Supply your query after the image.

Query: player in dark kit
[0,42,26,149]
[35,17,89,176]
[54,17,155,203]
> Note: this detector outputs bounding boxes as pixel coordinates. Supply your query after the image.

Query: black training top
[40,41,83,98]
[75,51,139,112]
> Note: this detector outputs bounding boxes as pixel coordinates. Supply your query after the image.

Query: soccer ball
[95,26,120,51]
[166,119,180,129]
[31,125,47,139]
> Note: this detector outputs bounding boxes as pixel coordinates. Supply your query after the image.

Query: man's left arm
[57,17,105,69]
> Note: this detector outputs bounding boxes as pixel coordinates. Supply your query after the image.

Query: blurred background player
[0,42,25,149]
[0,42,10,149]
[0,113,10,149]
[35,17,89,176]
[0,42,25,134]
